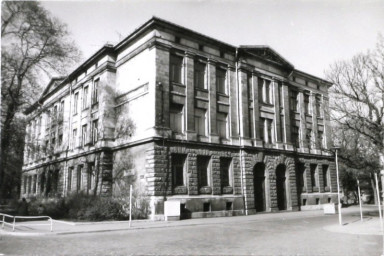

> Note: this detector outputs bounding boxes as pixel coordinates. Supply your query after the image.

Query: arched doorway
[253,163,266,212]
[276,164,287,210]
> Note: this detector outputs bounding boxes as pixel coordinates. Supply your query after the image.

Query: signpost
[357,179,363,222]
[333,146,342,226]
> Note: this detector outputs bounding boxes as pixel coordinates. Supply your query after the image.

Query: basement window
[203,202,211,212]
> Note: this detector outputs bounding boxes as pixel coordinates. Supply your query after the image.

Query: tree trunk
[371,177,378,205]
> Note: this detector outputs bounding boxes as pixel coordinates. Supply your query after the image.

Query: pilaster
[208,59,219,143]
[184,52,196,140]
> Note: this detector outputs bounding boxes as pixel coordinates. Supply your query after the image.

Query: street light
[332,146,343,226]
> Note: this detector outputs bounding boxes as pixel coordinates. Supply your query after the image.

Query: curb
[0,211,327,237]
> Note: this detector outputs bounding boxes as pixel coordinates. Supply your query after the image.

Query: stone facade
[21,17,336,220]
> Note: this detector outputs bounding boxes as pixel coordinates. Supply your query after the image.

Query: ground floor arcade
[21,140,338,219]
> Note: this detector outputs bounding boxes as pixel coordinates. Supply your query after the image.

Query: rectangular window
[92,119,98,144]
[323,165,329,188]
[197,156,210,188]
[73,92,79,115]
[72,128,77,149]
[67,167,73,192]
[259,118,265,142]
[249,109,254,139]
[81,124,87,147]
[92,79,99,105]
[318,131,324,149]
[216,68,227,94]
[170,103,184,133]
[46,110,51,128]
[310,164,318,188]
[27,176,32,194]
[292,126,299,147]
[172,154,186,187]
[53,105,58,124]
[247,75,253,100]
[82,86,89,110]
[58,132,63,146]
[307,129,312,149]
[316,95,322,117]
[266,119,274,144]
[290,90,298,112]
[278,82,283,107]
[170,55,183,84]
[51,134,56,151]
[264,80,272,104]
[258,78,263,102]
[59,100,64,123]
[195,108,207,136]
[194,61,206,89]
[304,93,310,115]
[220,158,232,190]
[217,112,228,139]
[23,176,27,193]
[32,175,37,194]
[77,165,83,191]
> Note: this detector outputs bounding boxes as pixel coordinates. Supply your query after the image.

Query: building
[21,17,337,220]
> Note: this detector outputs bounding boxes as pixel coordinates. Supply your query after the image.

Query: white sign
[164,200,180,221]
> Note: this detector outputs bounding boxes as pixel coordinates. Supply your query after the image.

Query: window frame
[170,103,184,134]
[197,155,211,188]
[172,154,187,188]
[170,55,184,84]
[216,67,227,94]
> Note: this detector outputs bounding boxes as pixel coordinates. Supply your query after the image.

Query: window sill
[222,186,233,194]
[199,186,212,194]
[173,186,188,195]
[217,92,228,97]
[312,186,319,192]
[260,102,274,107]
[195,87,208,93]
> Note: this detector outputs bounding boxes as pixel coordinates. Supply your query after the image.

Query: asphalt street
[0,210,381,255]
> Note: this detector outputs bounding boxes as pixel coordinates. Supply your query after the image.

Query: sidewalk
[323,205,383,236]
[1,205,381,236]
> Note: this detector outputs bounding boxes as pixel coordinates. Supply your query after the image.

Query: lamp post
[332,146,343,226]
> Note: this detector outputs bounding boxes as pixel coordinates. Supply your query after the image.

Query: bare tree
[326,34,384,203]
[1,1,81,199]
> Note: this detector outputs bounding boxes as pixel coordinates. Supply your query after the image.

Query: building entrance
[253,163,266,212]
[276,164,287,210]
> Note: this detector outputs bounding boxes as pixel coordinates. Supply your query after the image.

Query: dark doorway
[276,164,287,210]
[253,163,266,212]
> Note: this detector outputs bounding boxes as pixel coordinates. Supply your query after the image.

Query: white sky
[42,0,384,79]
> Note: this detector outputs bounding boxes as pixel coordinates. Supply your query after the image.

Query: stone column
[310,92,319,152]
[208,59,219,143]
[298,90,308,152]
[184,52,196,140]
[238,68,251,146]
[282,83,293,150]
[228,66,239,144]
[154,45,171,129]
[323,96,332,150]
[273,79,284,149]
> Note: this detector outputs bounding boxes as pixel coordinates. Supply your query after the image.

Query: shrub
[19,192,150,221]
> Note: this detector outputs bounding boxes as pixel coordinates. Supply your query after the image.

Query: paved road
[0,211,381,255]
